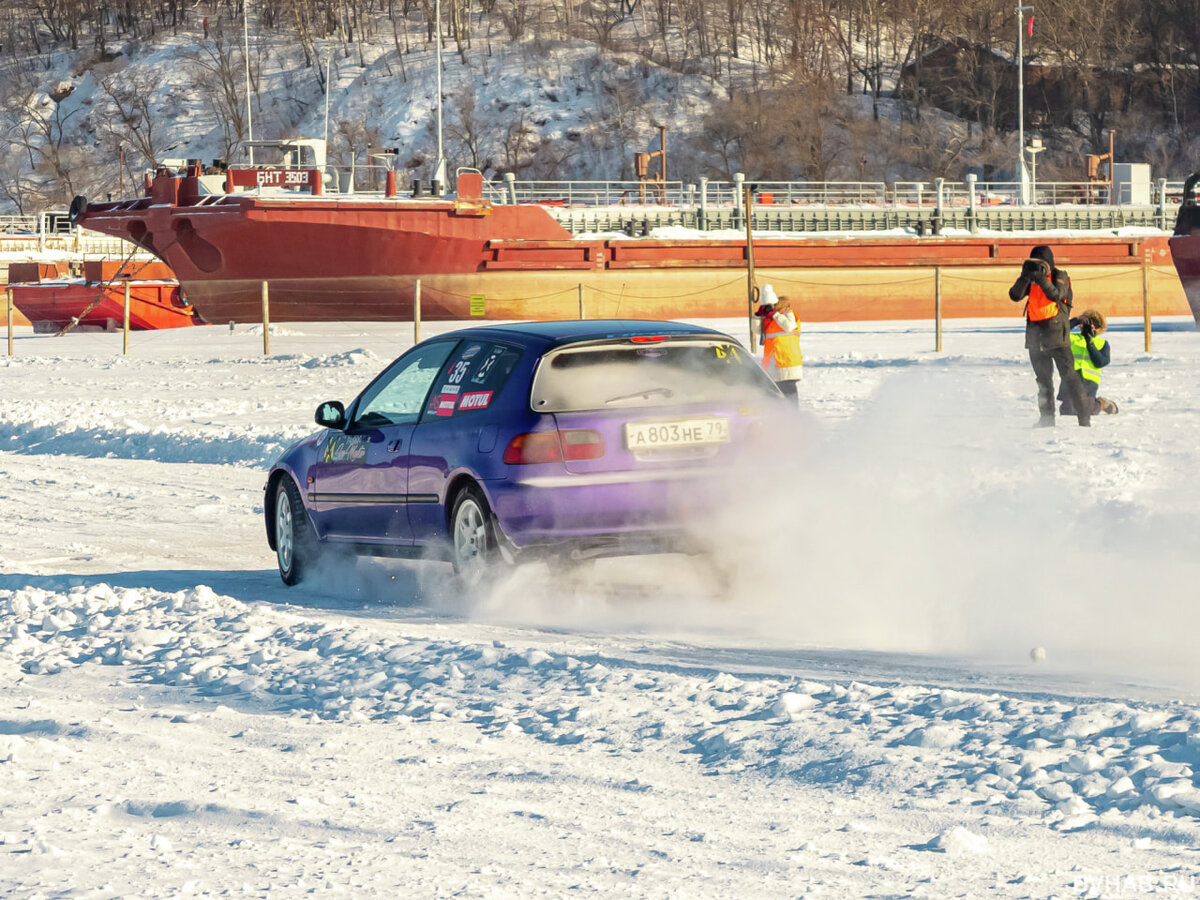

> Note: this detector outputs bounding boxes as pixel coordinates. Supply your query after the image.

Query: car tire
[275,477,321,586]
[450,484,500,588]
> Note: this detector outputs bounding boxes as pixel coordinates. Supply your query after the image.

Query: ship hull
[1168,234,1200,325]
[172,260,1189,324]
[76,178,1190,324]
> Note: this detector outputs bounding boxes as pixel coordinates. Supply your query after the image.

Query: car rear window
[530,339,778,413]
[423,340,523,420]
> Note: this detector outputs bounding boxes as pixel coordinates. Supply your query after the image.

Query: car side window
[422,341,523,421]
[353,341,457,428]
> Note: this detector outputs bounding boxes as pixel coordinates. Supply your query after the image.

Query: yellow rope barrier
[586,275,746,300]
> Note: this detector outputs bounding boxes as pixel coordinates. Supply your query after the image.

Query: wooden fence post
[122,281,131,355]
[261,281,270,356]
[1142,251,1152,352]
[413,279,422,344]
[934,267,943,352]
[6,286,13,357]
[744,185,757,351]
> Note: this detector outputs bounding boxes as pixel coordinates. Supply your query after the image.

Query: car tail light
[502,429,606,464]
[559,429,605,461]
[630,335,668,343]
[503,432,562,464]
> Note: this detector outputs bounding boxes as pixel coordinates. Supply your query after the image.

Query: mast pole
[324,52,332,150]
[244,0,254,165]
[434,0,446,191]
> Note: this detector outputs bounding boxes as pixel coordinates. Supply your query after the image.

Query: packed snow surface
[3,316,1200,896]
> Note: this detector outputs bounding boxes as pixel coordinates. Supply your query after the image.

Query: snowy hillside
[0,15,741,213]
[3,316,1200,895]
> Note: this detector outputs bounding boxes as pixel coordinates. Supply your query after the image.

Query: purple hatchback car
[265,320,787,586]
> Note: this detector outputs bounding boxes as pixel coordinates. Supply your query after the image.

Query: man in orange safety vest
[1008,245,1090,427]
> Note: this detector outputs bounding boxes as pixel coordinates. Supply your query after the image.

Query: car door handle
[387,439,402,452]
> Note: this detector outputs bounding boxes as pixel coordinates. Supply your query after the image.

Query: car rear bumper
[486,468,730,559]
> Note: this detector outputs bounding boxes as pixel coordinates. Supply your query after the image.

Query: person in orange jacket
[755,284,803,400]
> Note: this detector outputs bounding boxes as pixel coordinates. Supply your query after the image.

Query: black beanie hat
[1031,245,1055,267]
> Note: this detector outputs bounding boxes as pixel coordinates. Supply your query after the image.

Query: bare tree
[499,111,537,173]
[446,84,490,170]
[185,19,250,160]
[97,65,167,170]
[0,66,86,205]
[499,0,538,39]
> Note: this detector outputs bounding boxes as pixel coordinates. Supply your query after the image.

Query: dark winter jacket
[1009,245,1074,351]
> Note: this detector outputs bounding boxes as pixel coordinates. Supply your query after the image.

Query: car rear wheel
[276,478,320,586]
[451,485,500,588]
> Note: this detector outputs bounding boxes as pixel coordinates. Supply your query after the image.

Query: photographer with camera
[755,283,803,402]
[1059,309,1118,417]
[1009,244,1091,427]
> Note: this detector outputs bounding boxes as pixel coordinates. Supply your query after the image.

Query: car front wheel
[276,477,320,586]
[451,485,500,588]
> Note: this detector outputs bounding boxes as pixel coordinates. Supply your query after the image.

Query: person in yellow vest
[755,284,803,400]
[1058,309,1118,416]
[1009,245,1090,427]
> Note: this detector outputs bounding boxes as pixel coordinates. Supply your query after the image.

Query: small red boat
[8,260,199,332]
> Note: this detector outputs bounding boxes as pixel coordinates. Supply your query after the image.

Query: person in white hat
[755,283,803,401]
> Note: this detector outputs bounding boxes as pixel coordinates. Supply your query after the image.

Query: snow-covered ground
[4,315,1200,897]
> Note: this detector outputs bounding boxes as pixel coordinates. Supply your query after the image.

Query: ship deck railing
[194,167,1190,212]
[477,176,1187,236]
[484,178,1188,210]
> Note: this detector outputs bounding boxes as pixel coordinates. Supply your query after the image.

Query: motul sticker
[458,390,493,411]
[435,394,458,417]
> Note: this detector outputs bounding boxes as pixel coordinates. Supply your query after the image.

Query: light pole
[1027,136,1044,203]
[1016,4,1033,202]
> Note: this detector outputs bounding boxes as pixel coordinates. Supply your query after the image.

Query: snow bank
[5,580,1200,829]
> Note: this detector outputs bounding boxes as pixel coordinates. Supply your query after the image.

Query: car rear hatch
[530,335,780,475]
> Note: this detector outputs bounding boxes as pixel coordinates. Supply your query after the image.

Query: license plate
[625,417,730,450]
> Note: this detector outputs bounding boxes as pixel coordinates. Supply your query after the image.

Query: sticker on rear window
[714,344,743,362]
[472,347,506,384]
[458,390,493,411]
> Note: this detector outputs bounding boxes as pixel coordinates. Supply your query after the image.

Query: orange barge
[8,260,199,332]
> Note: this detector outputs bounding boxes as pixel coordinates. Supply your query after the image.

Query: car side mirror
[314,400,346,429]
